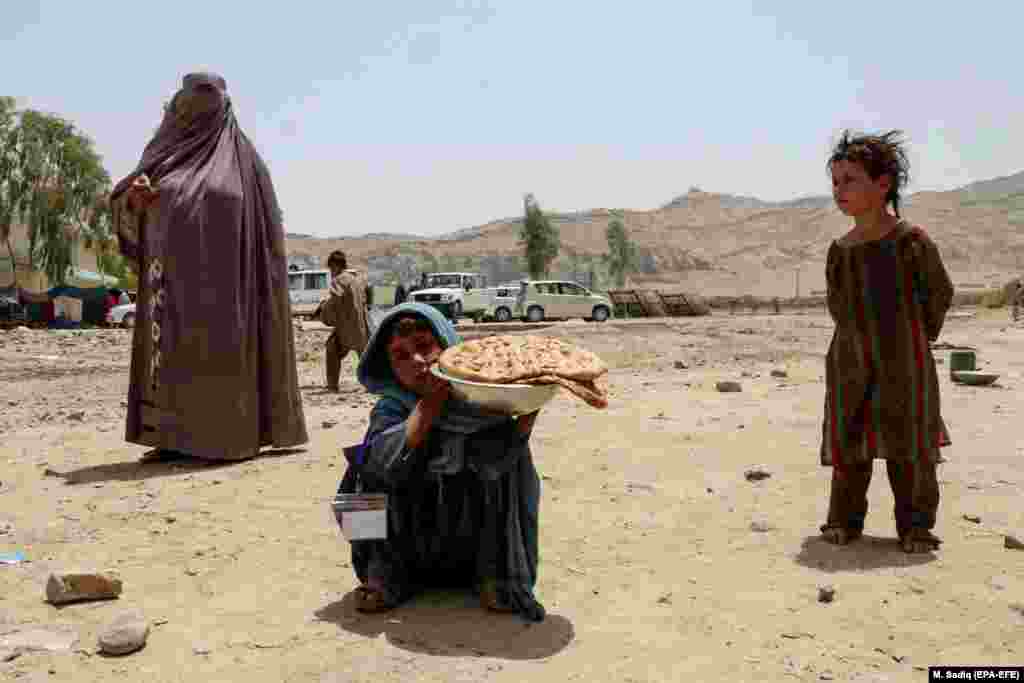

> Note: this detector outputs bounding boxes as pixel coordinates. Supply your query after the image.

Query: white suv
[515,280,613,323]
[410,272,486,320]
[106,302,137,328]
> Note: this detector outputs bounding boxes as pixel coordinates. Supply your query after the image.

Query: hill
[285,173,1024,297]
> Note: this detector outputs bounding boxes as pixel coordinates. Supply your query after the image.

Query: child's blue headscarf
[357,302,460,413]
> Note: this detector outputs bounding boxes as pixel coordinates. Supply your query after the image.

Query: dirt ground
[2,308,1023,682]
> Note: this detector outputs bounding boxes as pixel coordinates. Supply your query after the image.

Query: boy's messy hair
[828,130,910,217]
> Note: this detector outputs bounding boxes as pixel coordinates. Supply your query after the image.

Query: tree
[0,96,26,285]
[518,193,559,279]
[420,251,439,274]
[23,111,111,287]
[0,105,111,288]
[438,253,455,271]
[81,193,116,285]
[602,212,638,287]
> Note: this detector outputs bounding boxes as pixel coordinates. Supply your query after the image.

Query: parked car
[462,282,520,323]
[106,302,136,328]
[409,272,487,320]
[515,280,613,323]
[483,283,521,322]
[287,268,331,317]
[0,294,26,323]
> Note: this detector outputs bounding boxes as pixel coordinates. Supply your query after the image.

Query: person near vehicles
[320,250,371,392]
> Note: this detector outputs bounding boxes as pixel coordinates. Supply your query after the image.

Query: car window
[428,274,462,287]
[304,273,328,290]
[559,283,585,296]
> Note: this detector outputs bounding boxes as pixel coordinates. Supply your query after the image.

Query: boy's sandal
[354,585,398,613]
[819,524,863,545]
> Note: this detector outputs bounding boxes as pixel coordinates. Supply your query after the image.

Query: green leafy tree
[4,108,112,287]
[518,193,559,279]
[439,253,459,271]
[81,193,117,285]
[0,96,28,285]
[602,212,638,287]
[420,251,439,274]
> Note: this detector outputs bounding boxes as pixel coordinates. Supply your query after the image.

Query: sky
[2,0,1021,238]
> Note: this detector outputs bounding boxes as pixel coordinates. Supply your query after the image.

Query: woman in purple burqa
[110,72,308,460]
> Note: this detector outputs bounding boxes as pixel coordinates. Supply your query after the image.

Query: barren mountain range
[285,170,1024,298]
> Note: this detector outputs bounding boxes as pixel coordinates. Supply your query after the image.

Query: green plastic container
[948,350,976,378]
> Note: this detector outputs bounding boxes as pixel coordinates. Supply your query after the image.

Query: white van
[287,268,331,315]
[515,280,613,322]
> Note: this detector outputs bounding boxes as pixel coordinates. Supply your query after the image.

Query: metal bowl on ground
[430,365,558,415]
[951,370,999,386]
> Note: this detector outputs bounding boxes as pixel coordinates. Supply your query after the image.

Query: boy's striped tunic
[820,223,954,481]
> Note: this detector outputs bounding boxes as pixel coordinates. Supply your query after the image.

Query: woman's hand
[127,175,160,211]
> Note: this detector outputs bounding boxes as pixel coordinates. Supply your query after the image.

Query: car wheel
[527,306,544,323]
[592,306,610,322]
[494,306,512,322]
[452,300,463,318]
[122,313,136,329]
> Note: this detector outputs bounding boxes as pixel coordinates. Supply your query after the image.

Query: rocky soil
[2,309,1023,682]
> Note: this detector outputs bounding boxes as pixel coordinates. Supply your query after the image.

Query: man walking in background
[320,250,370,392]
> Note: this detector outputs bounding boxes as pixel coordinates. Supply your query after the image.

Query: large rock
[97,610,149,656]
[45,570,122,605]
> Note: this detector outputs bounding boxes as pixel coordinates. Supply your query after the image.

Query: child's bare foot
[900,529,942,554]
[820,524,862,545]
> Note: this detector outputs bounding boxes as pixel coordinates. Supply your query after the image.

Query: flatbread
[521,374,608,409]
[439,335,606,384]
